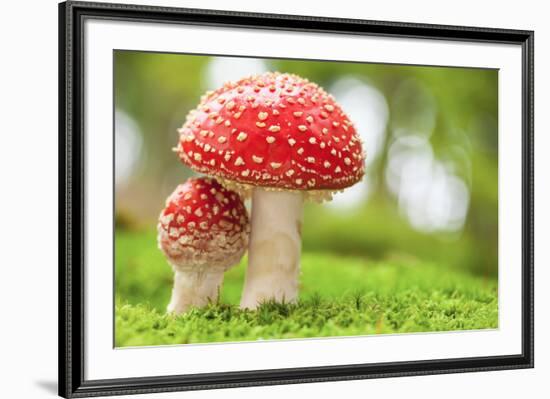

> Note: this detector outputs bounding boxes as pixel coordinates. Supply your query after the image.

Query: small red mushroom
[175,72,365,309]
[158,177,249,314]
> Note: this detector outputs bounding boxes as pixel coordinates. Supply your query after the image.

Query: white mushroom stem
[167,267,224,314]
[240,188,304,309]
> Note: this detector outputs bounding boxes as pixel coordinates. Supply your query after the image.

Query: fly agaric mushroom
[158,177,249,314]
[175,72,365,309]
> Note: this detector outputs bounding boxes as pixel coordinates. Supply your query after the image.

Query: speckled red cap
[175,72,365,194]
[157,177,249,271]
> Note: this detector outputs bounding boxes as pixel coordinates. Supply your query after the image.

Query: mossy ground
[115,229,498,347]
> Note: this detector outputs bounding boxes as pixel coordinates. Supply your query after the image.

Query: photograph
[114,51,499,347]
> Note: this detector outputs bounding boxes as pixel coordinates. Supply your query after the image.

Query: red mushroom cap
[176,72,365,193]
[157,177,249,270]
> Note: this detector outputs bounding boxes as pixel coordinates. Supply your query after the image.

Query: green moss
[115,229,498,347]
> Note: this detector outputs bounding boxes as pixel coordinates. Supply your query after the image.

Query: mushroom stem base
[240,188,303,310]
[167,268,224,314]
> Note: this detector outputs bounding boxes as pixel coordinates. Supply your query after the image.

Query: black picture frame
[59,1,534,397]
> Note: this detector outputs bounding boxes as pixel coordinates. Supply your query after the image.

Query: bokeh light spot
[115,110,143,189]
[386,135,470,233]
[204,57,267,90]
[330,77,389,166]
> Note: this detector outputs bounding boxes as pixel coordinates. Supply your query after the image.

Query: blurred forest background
[114,51,498,279]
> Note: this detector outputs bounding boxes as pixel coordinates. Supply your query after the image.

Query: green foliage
[303,197,497,277]
[115,229,497,346]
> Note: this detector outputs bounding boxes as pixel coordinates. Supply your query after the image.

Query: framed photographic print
[59,1,534,397]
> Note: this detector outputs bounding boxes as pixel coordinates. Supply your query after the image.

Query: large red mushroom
[158,177,249,314]
[175,72,365,309]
